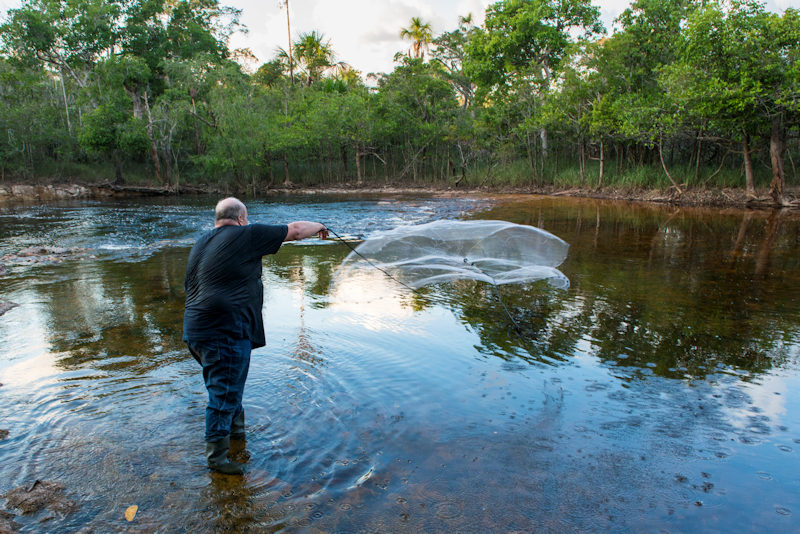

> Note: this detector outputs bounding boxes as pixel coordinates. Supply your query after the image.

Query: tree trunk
[283,154,291,186]
[340,145,348,178]
[320,142,327,183]
[163,144,173,184]
[113,151,124,185]
[577,107,583,184]
[265,152,274,187]
[355,144,363,185]
[191,94,201,155]
[526,130,535,175]
[540,127,548,160]
[598,139,604,189]
[742,134,756,197]
[143,91,164,185]
[769,115,786,205]
[694,137,702,183]
[658,139,683,194]
[456,143,467,185]
[126,88,144,119]
[60,71,71,133]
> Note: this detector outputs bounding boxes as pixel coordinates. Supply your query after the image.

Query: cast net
[337,219,570,289]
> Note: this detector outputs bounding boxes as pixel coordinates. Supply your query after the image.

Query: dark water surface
[1,194,799,532]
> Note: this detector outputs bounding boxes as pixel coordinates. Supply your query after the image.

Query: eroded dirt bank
[0,182,798,209]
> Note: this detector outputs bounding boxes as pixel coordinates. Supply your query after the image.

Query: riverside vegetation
[0,0,798,205]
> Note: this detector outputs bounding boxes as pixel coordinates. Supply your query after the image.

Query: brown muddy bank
[0,183,116,203]
[0,181,798,209]
[0,182,210,203]
[294,183,800,210]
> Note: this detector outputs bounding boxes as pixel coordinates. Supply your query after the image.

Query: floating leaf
[124,505,138,521]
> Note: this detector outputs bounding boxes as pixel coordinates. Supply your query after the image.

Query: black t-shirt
[183,223,288,348]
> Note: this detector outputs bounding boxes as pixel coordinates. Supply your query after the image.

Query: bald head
[215,197,248,227]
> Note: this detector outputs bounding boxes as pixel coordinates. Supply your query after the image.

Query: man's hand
[285,221,329,241]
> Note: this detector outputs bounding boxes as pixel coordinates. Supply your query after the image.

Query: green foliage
[400,17,433,60]
[118,117,150,155]
[0,0,797,192]
[253,59,286,87]
[292,31,334,86]
[430,15,477,107]
[78,103,126,154]
[0,0,121,75]
[465,0,603,98]
[377,59,458,136]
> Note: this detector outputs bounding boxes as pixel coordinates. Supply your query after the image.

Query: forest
[0,0,798,204]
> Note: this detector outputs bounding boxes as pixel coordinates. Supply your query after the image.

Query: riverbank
[0,181,798,209]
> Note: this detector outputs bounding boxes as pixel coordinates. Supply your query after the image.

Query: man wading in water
[183,197,328,474]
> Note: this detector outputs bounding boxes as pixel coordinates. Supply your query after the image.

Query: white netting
[337,219,570,289]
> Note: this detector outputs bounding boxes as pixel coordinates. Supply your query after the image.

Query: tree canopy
[0,0,797,203]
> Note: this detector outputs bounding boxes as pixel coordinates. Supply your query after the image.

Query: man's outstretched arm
[284,221,329,241]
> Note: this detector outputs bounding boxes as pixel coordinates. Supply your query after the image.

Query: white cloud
[2,0,796,76]
[310,0,438,74]
[596,0,632,31]
[456,0,491,25]
[772,0,800,11]
[228,0,627,74]
[229,0,488,75]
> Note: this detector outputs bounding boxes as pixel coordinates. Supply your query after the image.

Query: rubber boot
[230,410,246,441]
[206,436,244,475]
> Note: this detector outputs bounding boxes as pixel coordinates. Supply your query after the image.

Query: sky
[0,0,797,75]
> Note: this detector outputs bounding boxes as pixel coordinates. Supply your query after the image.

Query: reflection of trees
[266,243,347,305]
[260,202,799,380]
[35,243,353,377]
[34,202,793,382]
[429,280,575,365]
[755,210,782,277]
[36,248,191,374]
[461,199,800,378]
[271,243,435,313]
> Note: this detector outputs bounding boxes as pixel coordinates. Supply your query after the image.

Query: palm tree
[293,30,334,86]
[331,63,362,86]
[400,17,433,60]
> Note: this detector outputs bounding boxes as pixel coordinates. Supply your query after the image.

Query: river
[1,193,799,532]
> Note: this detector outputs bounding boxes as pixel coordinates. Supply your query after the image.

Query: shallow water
[1,194,799,532]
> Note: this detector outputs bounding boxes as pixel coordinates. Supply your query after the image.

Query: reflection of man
[183,197,328,474]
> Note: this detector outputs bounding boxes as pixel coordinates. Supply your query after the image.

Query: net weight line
[326,227,423,295]
[326,226,527,336]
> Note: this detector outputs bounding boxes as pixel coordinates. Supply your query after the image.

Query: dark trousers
[187,337,251,442]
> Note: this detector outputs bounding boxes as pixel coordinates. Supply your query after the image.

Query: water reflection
[1,195,799,532]
[464,200,800,378]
